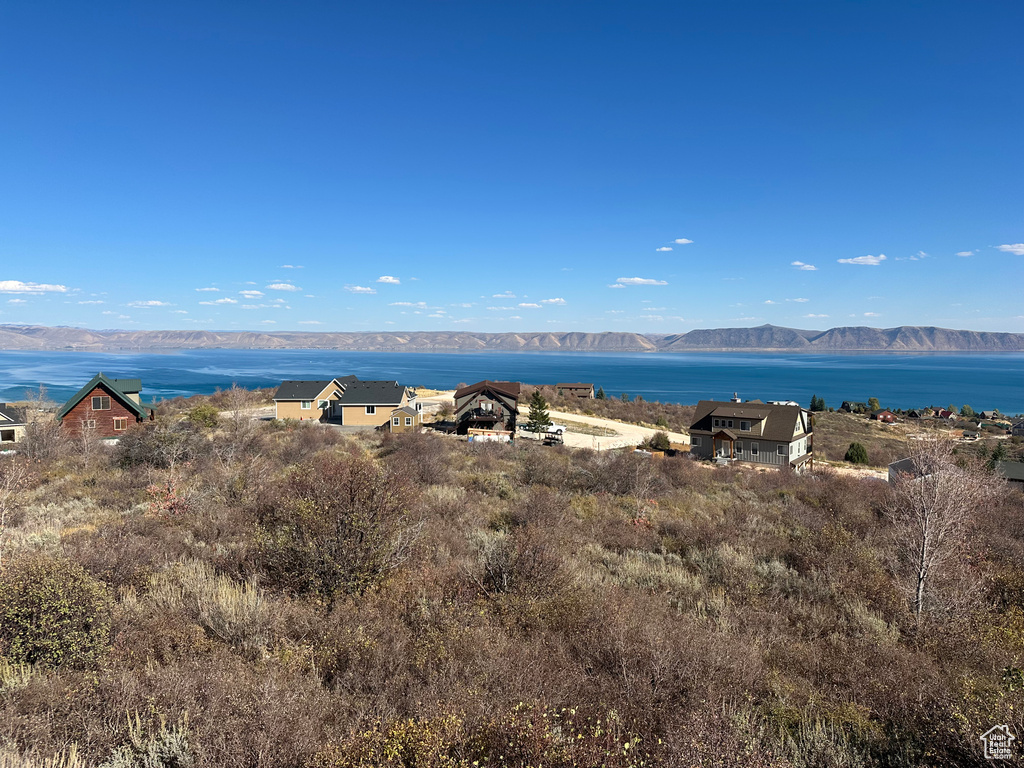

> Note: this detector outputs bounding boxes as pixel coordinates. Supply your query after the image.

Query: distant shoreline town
[2,323,1024,353]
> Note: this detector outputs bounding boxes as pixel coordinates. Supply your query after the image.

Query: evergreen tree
[595,386,606,400]
[960,404,976,418]
[868,397,881,412]
[845,442,869,465]
[525,391,552,432]
[809,395,826,412]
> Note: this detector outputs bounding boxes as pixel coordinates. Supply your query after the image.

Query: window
[0,430,14,443]
[300,401,312,410]
[415,402,422,411]
[84,419,96,429]
[92,396,111,410]
[740,421,750,431]
[113,417,128,431]
[727,420,734,428]
[735,442,742,452]
[713,419,720,427]
[691,436,702,447]
[318,400,329,409]
[777,445,787,456]
[365,406,376,415]
[405,417,412,426]
[751,442,758,455]
[393,417,400,426]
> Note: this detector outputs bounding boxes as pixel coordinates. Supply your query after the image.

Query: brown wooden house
[454,380,520,435]
[556,382,595,399]
[56,374,155,437]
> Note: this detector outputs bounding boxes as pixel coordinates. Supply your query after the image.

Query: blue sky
[1,1,1021,334]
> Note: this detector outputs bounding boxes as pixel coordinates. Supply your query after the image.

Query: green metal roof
[56,373,151,422]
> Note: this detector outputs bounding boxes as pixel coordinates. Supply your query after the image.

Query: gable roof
[391,405,419,417]
[455,380,521,400]
[556,382,593,389]
[690,400,808,443]
[335,375,358,386]
[56,373,150,422]
[273,380,337,401]
[996,461,1024,482]
[0,403,26,426]
[337,380,408,406]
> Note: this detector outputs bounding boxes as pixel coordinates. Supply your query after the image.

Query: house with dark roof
[454,381,521,435]
[556,383,595,399]
[272,379,347,421]
[1011,420,1024,438]
[56,374,155,437]
[334,380,416,427]
[980,410,1001,421]
[871,409,897,423]
[688,398,813,470]
[0,403,27,446]
[996,461,1024,484]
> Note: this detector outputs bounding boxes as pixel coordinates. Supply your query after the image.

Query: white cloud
[260,320,276,324]
[674,238,693,245]
[487,306,516,311]
[838,254,886,266]
[427,313,445,318]
[788,298,810,303]
[452,318,472,324]
[804,313,829,318]
[171,310,188,314]
[266,283,301,291]
[656,247,673,252]
[199,298,238,305]
[344,285,376,294]
[390,301,427,307]
[280,264,303,269]
[239,290,264,298]
[508,315,522,320]
[641,315,664,321]
[997,244,1024,255]
[0,280,68,294]
[864,312,880,317]
[451,302,474,308]
[128,300,173,307]
[764,300,778,305]
[78,300,104,305]
[540,298,566,305]
[298,320,323,325]
[791,261,818,271]
[196,287,219,292]
[518,303,541,308]
[377,275,400,284]
[8,299,26,304]
[955,250,975,257]
[606,310,624,314]
[492,292,516,299]
[616,277,668,286]
[607,284,625,289]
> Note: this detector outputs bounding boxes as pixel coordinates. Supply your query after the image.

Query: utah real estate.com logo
[980,725,1016,760]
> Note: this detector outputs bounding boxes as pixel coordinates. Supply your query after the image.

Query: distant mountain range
[1,324,1023,353]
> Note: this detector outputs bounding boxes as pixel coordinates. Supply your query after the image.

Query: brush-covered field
[0,402,1021,767]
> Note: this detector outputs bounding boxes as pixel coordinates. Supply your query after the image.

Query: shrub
[186,404,219,429]
[844,442,869,465]
[0,554,111,668]
[253,453,417,600]
[647,430,671,452]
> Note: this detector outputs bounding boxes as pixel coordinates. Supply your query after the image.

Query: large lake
[0,349,1022,414]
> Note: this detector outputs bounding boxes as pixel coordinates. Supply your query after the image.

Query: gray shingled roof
[0,403,26,425]
[690,400,807,443]
[337,380,408,406]
[454,380,521,400]
[997,461,1024,482]
[273,380,336,401]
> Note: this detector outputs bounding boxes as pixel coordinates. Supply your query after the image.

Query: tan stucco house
[335,379,417,427]
[272,379,348,421]
[0,404,27,446]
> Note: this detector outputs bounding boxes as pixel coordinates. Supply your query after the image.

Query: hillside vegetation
[0,411,1020,767]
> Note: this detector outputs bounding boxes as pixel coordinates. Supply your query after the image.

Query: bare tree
[885,438,1001,626]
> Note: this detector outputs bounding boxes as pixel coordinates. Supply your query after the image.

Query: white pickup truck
[546,423,568,435]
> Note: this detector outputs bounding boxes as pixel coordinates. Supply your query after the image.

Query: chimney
[731,392,741,403]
